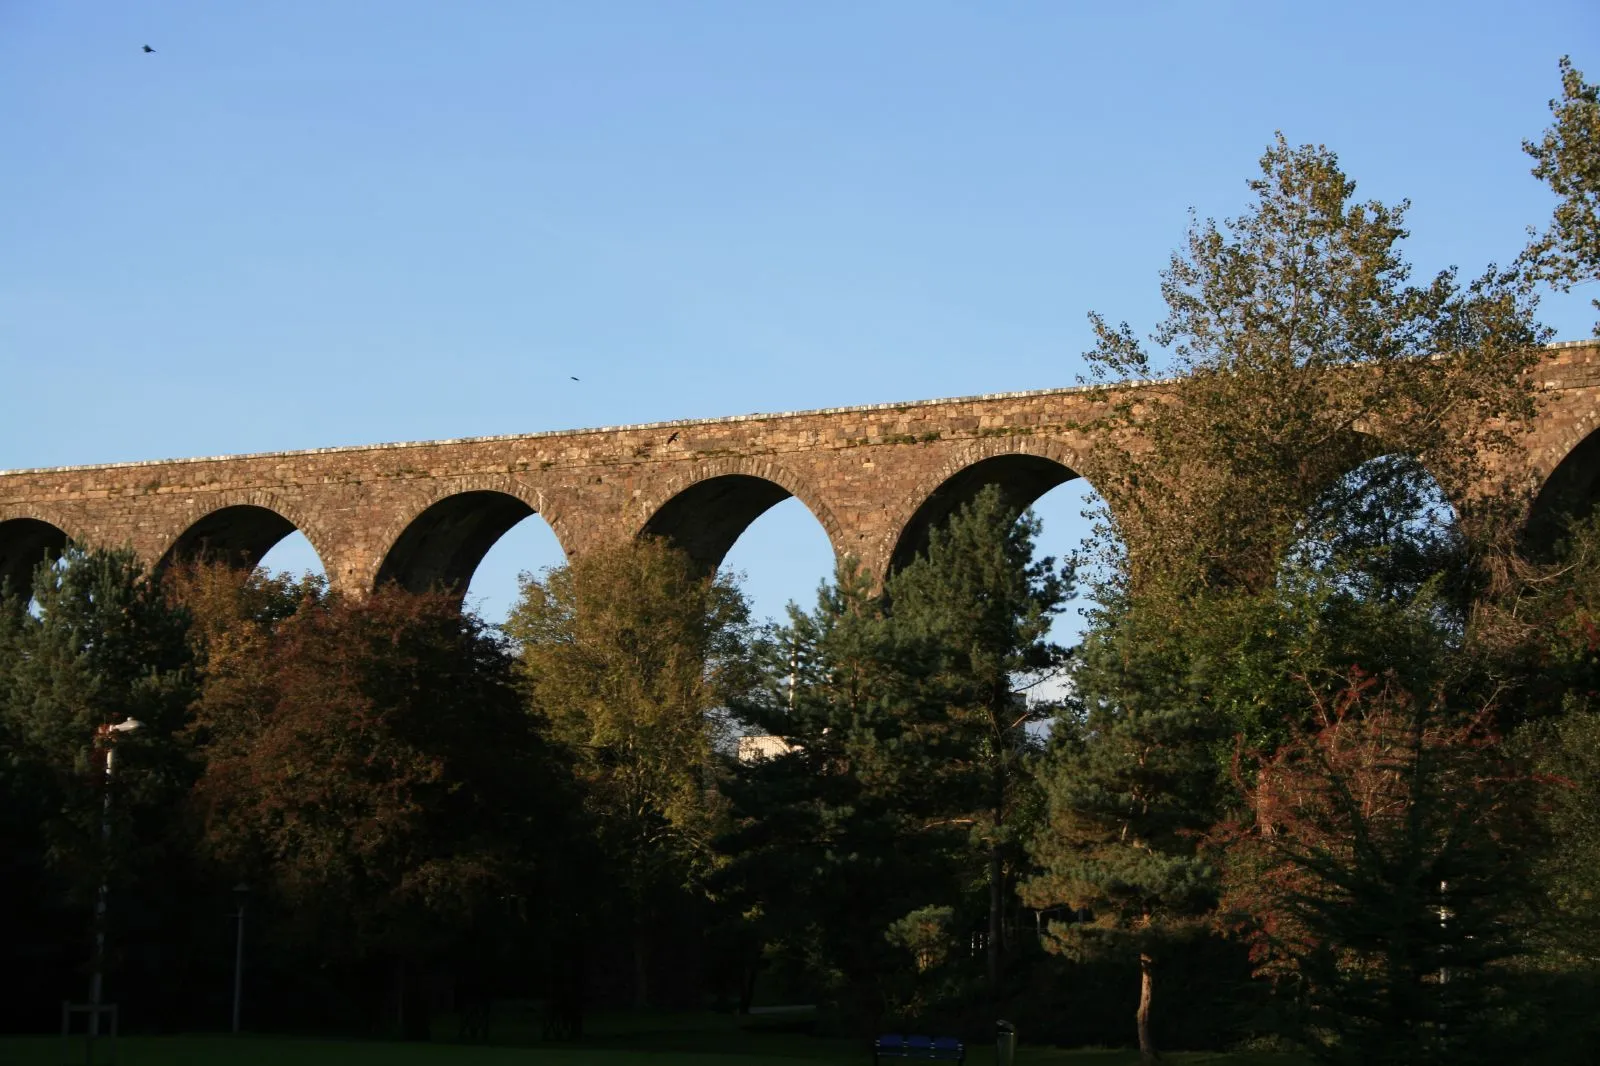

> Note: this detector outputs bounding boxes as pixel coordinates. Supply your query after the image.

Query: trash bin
[996,1019,1017,1066]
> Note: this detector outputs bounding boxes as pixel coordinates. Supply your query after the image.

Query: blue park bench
[873,1034,966,1063]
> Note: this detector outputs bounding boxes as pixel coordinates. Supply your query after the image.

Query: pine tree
[0,548,196,1026]
[1021,601,1223,1063]
[886,485,1071,993]
[720,489,1069,1024]
[718,559,959,1029]
[1217,671,1537,1066]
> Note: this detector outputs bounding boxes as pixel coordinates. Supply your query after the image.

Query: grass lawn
[3,1010,1309,1066]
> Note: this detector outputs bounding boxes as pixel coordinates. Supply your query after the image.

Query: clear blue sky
[2,2,1594,628]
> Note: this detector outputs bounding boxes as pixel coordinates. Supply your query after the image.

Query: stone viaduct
[3,340,1600,602]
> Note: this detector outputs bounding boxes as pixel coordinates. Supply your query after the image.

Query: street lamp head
[107,718,142,734]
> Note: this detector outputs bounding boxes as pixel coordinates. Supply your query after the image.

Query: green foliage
[886,487,1072,989]
[720,489,1069,1025]
[0,547,195,899]
[1285,455,1471,616]
[718,559,963,1028]
[884,905,957,969]
[1524,56,1600,333]
[507,538,751,860]
[0,547,197,1029]
[886,488,1071,785]
[1029,133,1545,1061]
[1021,603,1223,1058]
[1081,135,1543,600]
[1501,512,1600,966]
[506,537,754,1005]
[1526,708,1600,957]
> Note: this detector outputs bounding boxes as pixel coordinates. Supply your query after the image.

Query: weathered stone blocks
[0,342,1596,598]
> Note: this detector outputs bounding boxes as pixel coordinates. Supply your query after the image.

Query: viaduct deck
[3,341,1598,599]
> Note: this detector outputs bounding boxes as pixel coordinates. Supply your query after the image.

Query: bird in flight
[666,431,680,444]
[570,376,580,382]
[142,45,156,53]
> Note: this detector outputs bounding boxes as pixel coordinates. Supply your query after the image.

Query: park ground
[3,1008,1307,1066]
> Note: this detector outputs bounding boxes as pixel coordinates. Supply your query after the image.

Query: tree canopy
[1026,133,1546,1062]
[505,537,754,1006]
[1525,56,1600,333]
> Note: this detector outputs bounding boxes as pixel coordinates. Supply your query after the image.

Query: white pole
[89,719,140,1040]
[89,740,113,1038]
[787,640,798,712]
[232,897,245,1034]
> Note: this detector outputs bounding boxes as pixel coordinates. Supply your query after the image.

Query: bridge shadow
[0,517,71,604]
[159,504,318,574]
[640,475,797,575]
[638,472,840,626]
[1528,425,1600,554]
[889,453,1086,575]
[377,490,567,614]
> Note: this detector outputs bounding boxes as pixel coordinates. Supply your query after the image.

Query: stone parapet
[2,342,1596,598]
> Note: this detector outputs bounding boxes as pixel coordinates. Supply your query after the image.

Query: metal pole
[87,719,140,1044]
[1439,878,1449,986]
[89,739,114,1039]
[787,639,798,712]
[232,894,245,1034]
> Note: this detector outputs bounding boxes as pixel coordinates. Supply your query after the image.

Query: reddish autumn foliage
[1215,670,1538,1062]
[180,575,563,963]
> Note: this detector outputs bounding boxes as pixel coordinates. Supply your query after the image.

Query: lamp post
[88,718,141,1039]
[231,883,249,1035]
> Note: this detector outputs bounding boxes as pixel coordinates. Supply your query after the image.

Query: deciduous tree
[189,585,559,1038]
[1080,135,1543,600]
[505,537,754,1006]
[1524,56,1600,333]
[1027,134,1545,1062]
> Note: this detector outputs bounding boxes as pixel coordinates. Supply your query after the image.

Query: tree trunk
[544,933,585,1041]
[1137,952,1157,1064]
[988,700,1008,999]
[393,956,432,1042]
[632,926,650,1008]
[987,845,1003,993]
[738,944,761,1015]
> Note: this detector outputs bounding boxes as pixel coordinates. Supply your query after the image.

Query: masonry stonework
[2,342,1598,599]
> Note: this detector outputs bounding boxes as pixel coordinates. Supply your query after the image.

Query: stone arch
[885,439,1099,575]
[1283,449,1467,588]
[1528,416,1600,547]
[374,476,573,597]
[155,491,337,575]
[0,505,90,603]
[632,457,844,574]
[1261,427,1469,530]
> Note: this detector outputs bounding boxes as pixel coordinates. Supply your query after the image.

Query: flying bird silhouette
[570,376,580,382]
[666,432,680,444]
[142,45,156,53]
